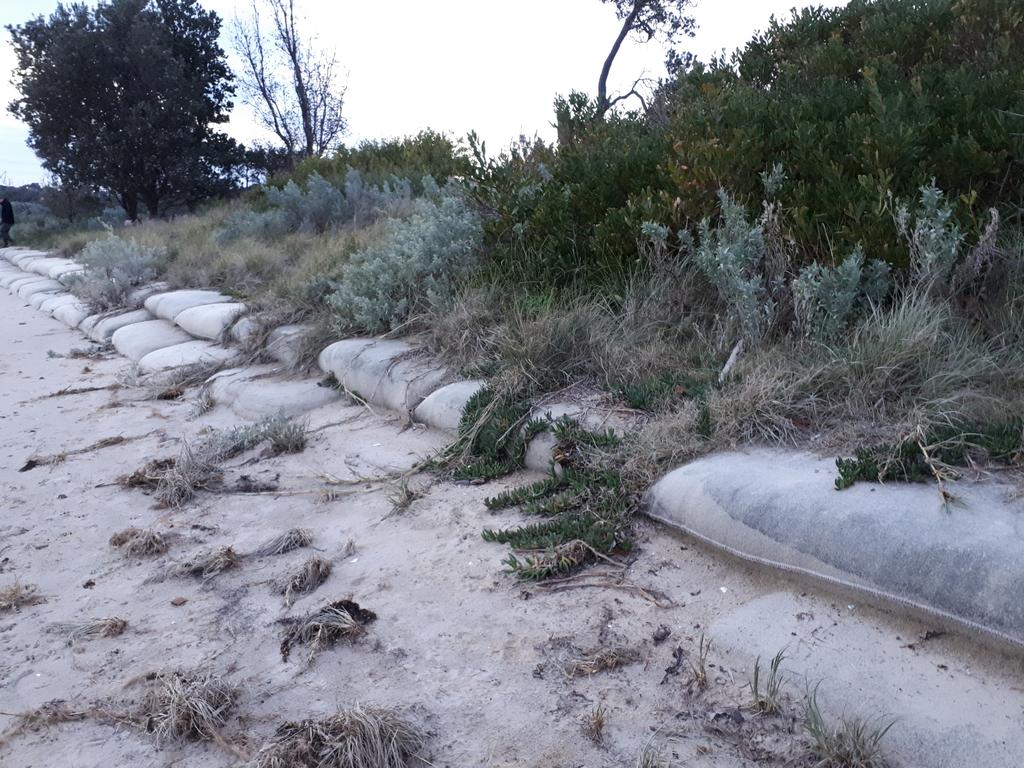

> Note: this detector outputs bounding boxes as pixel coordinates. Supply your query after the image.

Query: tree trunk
[598,2,641,117]
[142,190,160,218]
[122,190,139,222]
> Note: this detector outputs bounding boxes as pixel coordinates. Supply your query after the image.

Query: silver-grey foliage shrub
[792,248,891,341]
[326,186,483,333]
[68,232,165,311]
[218,169,416,243]
[896,183,965,290]
[694,190,774,344]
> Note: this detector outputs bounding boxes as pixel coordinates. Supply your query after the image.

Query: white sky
[0,0,849,185]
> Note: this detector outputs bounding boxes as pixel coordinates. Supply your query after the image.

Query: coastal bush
[220,170,415,242]
[67,232,165,310]
[668,0,1024,265]
[472,92,672,292]
[326,186,482,333]
[285,129,471,191]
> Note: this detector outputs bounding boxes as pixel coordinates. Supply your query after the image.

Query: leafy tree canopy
[8,0,242,219]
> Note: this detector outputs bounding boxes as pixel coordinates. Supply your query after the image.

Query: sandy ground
[1,286,1023,768]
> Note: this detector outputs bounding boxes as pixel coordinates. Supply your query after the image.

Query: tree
[40,178,105,223]
[597,0,696,116]
[8,0,241,220]
[233,0,347,159]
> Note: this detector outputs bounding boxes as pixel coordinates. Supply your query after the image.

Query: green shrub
[284,130,471,192]
[668,0,1024,265]
[473,92,673,292]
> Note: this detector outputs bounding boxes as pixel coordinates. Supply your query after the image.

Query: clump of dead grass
[110,527,169,557]
[583,703,607,744]
[255,528,314,557]
[120,415,308,508]
[804,685,893,768]
[47,617,127,645]
[141,671,238,742]
[272,556,333,606]
[218,414,308,458]
[171,547,240,580]
[564,646,640,679]
[279,599,376,662]
[386,478,423,517]
[0,581,44,612]
[247,705,425,768]
[155,443,223,507]
[119,458,176,489]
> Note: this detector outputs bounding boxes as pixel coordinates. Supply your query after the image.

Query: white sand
[1,286,1022,768]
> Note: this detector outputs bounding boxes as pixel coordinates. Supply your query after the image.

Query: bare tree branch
[233,0,346,158]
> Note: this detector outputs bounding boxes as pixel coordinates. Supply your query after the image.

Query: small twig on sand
[20,431,155,472]
[534,568,675,608]
[23,383,119,403]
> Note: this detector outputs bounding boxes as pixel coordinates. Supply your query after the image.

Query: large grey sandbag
[137,340,238,373]
[209,368,341,419]
[111,319,194,361]
[711,592,1024,768]
[9,250,48,267]
[39,294,81,314]
[0,271,27,289]
[52,297,90,328]
[87,309,153,343]
[173,302,247,340]
[127,282,169,308]
[26,258,66,277]
[50,263,84,281]
[265,324,310,368]
[11,276,60,296]
[29,289,65,309]
[144,289,232,321]
[645,449,1024,650]
[318,338,447,413]
[414,380,485,434]
[229,315,260,346]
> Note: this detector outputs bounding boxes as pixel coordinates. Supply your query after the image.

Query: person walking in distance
[0,197,14,247]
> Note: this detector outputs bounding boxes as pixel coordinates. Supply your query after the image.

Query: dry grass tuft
[47,617,127,645]
[110,528,169,557]
[171,547,240,580]
[386,478,423,516]
[272,556,333,606]
[564,646,640,679]
[804,685,893,768]
[141,672,238,742]
[279,599,376,662]
[254,528,314,557]
[155,443,223,507]
[248,705,425,768]
[119,458,177,489]
[0,581,44,612]
[583,703,607,744]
